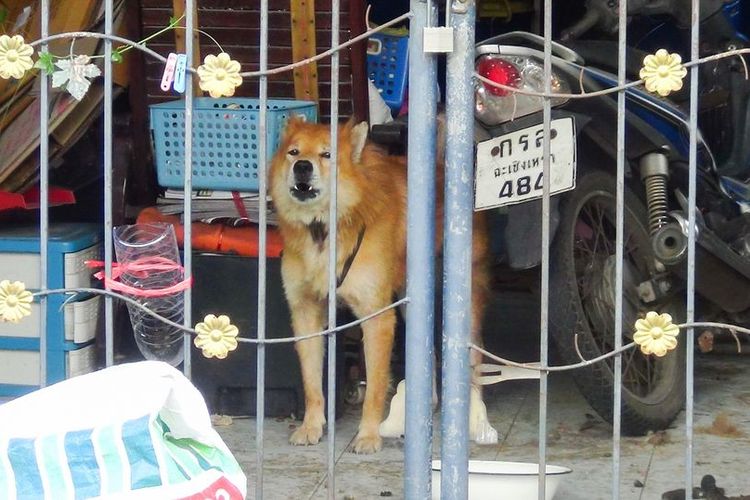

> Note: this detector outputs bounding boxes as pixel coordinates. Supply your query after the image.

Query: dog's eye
[288,148,299,156]
[320,151,331,159]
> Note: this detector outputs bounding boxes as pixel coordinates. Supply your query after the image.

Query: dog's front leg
[288,297,328,446]
[352,307,396,454]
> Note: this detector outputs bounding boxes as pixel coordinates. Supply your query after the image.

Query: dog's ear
[283,114,307,138]
[350,121,369,164]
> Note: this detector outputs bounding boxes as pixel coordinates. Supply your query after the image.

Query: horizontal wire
[239,12,411,77]
[27,18,748,99]
[30,287,408,345]
[30,32,171,64]
[476,47,750,99]
[470,321,750,373]
[470,341,637,373]
[30,287,747,363]
[28,12,412,79]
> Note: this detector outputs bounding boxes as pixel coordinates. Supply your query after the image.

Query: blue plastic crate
[0,224,102,396]
[149,98,318,192]
[367,32,409,113]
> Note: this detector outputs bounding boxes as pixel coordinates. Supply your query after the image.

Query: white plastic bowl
[431,460,572,500]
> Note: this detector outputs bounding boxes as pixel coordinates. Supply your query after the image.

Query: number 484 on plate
[474,117,577,210]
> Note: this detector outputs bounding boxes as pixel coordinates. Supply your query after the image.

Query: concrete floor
[215,355,750,500]
[213,292,750,500]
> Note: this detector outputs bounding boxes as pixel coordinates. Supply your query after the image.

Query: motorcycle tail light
[477,57,521,96]
[474,55,570,125]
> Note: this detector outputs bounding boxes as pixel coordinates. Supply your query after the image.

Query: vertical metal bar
[255,0,269,498]
[441,1,475,498]
[685,0,700,493]
[182,0,195,378]
[104,0,114,369]
[538,0,552,497]
[38,0,50,387]
[405,1,438,498]
[327,2,341,498]
[611,0,628,497]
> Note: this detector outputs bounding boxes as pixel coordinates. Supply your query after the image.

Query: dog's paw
[289,423,324,446]
[351,432,382,454]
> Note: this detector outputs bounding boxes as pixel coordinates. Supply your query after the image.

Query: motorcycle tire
[550,170,686,435]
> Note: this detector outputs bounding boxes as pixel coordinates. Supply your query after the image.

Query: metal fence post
[103,0,114,369]
[611,0,629,497]
[256,1,270,498]
[441,1,476,498]
[38,0,50,388]
[182,0,195,379]
[405,1,439,498]
[685,0,700,493]
[538,1,552,497]
[327,2,342,498]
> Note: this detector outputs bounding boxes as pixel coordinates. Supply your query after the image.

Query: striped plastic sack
[0,361,246,499]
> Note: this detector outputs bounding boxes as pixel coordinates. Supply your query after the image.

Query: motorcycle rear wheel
[550,170,685,435]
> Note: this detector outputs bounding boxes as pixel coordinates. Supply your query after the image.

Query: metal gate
[7,0,750,498]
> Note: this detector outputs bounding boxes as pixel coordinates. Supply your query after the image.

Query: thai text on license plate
[474,117,576,210]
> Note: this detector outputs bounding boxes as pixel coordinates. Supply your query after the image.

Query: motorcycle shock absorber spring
[639,153,670,235]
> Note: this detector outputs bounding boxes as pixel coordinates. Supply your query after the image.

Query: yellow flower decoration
[196,53,242,98]
[194,314,239,359]
[639,49,688,97]
[633,311,680,357]
[0,280,33,323]
[0,35,35,80]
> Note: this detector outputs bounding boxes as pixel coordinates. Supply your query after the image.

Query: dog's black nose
[293,160,313,178]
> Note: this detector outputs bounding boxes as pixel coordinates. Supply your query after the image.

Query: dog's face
[270,117,368,223]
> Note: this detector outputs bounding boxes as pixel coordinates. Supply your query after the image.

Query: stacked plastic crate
[150,98,317,191]
[367,31,409,115]
[0,224,102,396]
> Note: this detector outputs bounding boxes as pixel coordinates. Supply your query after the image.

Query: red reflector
[477,57,520,97]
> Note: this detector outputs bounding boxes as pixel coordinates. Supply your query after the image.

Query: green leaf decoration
[34,52,55,75]
[111,51,123,63]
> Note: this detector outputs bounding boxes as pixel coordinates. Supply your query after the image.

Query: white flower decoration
[0,34,34,80]
[639,49,688,97]
[197,53,242,98]
[52,55,101,101]
[0,280,33,323]
[633,311,680,357]
[194,314,239,359]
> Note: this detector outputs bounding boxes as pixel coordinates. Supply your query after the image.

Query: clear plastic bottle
[113,223,185,366]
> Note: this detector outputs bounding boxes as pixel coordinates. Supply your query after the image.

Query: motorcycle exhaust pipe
[652,216,750,313]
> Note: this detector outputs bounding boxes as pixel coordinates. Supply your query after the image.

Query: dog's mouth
[290,182,320,201]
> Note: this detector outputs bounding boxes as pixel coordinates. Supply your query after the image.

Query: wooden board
[0,3,132,191]
[290,0,319,103]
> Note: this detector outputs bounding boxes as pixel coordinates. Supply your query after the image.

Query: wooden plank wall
[140,0,362,120]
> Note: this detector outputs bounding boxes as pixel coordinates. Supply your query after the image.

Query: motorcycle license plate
[474,117,576,210]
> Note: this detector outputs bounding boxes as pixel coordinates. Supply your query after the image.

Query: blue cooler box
[0,224,102,397]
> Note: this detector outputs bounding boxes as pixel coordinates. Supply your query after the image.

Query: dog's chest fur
[291,221,366,298]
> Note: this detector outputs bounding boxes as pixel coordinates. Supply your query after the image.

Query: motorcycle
[372,0,750,434]
[474,0,750,434]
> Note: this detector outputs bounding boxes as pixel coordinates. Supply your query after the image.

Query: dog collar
[305,221,366,289]
[337,225,366,288]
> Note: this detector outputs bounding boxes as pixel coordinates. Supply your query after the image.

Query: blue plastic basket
[367,32,409,113]
[149,98,317,192]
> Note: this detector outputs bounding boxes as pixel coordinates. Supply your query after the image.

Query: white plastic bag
[0,361,246,499]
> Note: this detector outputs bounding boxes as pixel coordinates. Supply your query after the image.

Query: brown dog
[269,117,489,453]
